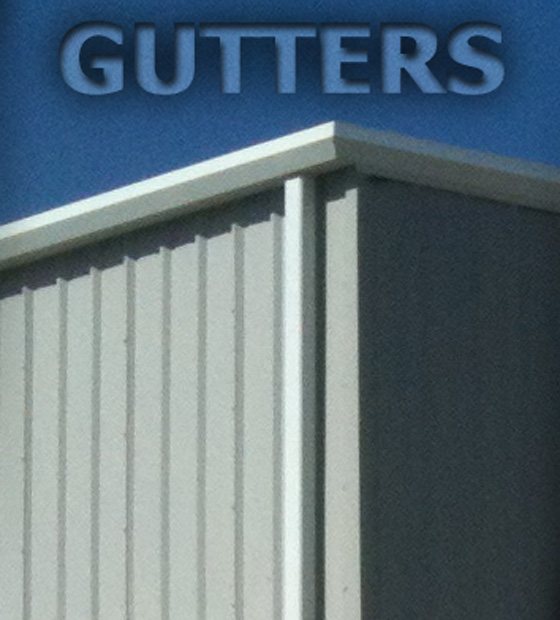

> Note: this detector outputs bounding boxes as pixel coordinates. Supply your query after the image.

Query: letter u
[135,23,195,95]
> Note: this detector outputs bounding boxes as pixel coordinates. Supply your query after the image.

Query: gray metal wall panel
[133,250,165,618]
[168,239,199,618]
[66,272,94,619]
[99,263,127,619]
[31,282,60,620]
[205,225,237,619]
[242,214,282,620]
[0,189,284,620]
[358,177,560,619]
[321,171,362,620]
[0,293,25,620]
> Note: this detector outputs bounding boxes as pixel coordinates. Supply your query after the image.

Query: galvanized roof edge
[1,121,559,271]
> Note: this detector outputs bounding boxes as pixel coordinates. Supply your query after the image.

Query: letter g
[60,23,124,95]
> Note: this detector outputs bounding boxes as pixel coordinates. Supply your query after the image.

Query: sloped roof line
[1,121,559,270]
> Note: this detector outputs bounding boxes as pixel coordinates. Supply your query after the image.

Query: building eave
[1,120,559,272]
[333,122,560,212]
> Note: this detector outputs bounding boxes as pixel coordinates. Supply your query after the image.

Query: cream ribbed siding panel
[98,262,127,619]
[0,293,25,618]
[31,281,61,620]
[168,238,199,618]
[66,271,95,620]
[0,189,284,620]
[242,214,283,620]
[321,170,362,620]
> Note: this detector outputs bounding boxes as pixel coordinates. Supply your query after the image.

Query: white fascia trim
[1,120,560,271]
[334,122,560,212]
[0,123,339,270]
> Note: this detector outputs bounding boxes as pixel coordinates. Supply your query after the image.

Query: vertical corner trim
[282,175,317,620]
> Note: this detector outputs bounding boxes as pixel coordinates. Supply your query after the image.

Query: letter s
[60,23,124,95]
[447,23,504,95]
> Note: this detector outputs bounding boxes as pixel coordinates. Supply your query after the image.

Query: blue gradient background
[1,0,558,225]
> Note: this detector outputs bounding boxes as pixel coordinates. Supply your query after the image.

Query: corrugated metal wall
[0,190,284,620]
[7,164,558,620]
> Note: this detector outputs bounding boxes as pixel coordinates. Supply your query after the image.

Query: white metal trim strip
[0,124,338,270]
[282,175,317,620]
[1,121,559,271]
[334,123,560,213]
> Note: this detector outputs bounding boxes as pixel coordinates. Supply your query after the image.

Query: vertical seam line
[125,258,136,620]
[196,237,208,620]
[57,279,69,620]
[161,248,172,620]
[272,212,284,620]
[233,225,245,620]
[23,287,33,620]
[91,268,102,620]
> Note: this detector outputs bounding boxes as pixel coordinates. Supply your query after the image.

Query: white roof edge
[333,122,560,212]
[1,120,559,271]
[0,122,339,270]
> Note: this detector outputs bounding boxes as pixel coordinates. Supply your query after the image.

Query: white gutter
[0,124,339,270]
[334,122,560,212]
[1,121,559,271]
